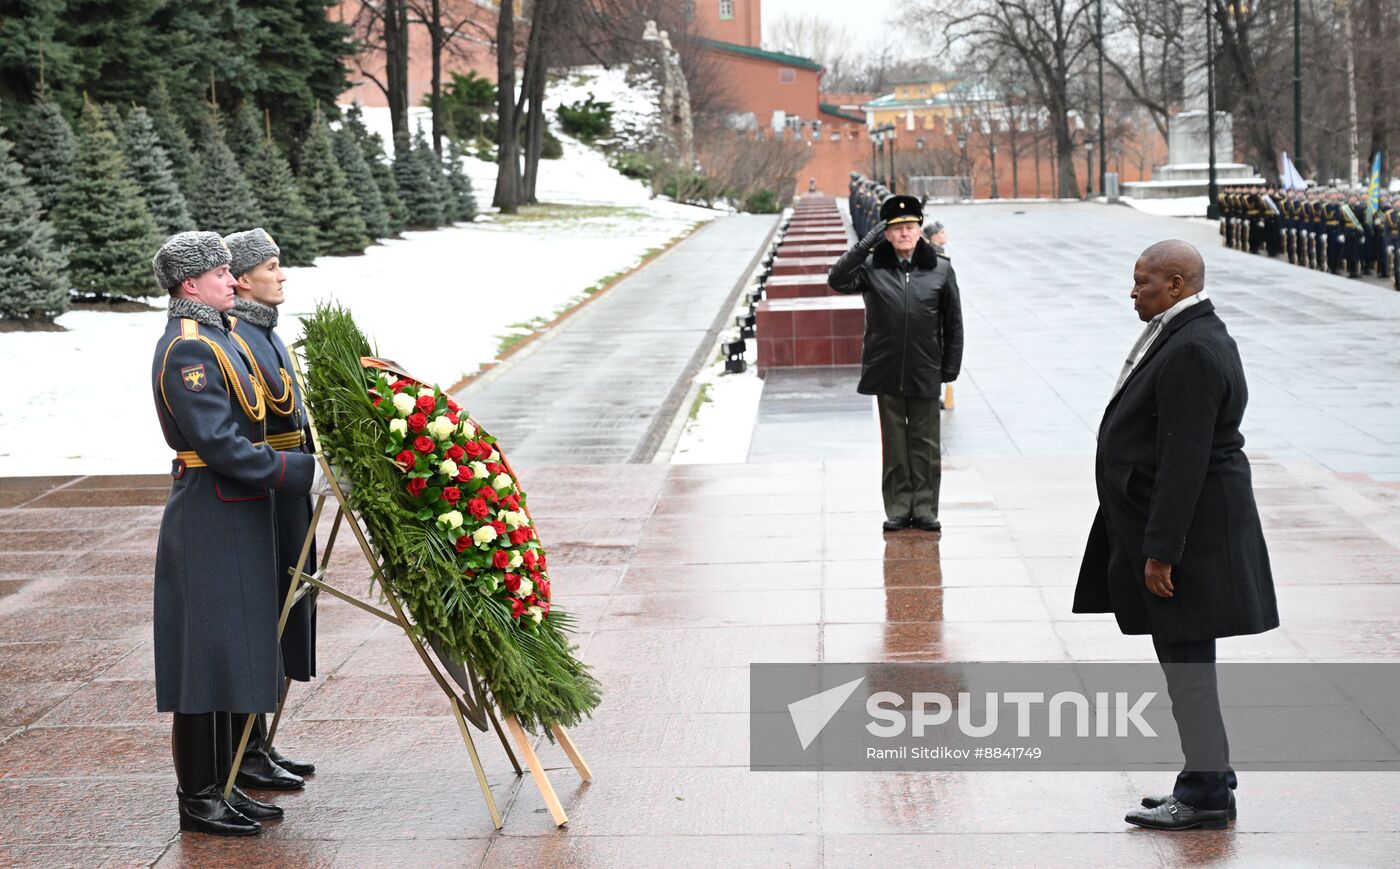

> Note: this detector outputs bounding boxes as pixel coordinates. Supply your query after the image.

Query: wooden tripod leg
[549,725,593,782]
[450,699,503,830]
[483,693,523,776]
[504,715,568,827]
[224,714,258,801]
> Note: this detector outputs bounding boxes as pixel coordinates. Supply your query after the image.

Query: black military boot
[172,712,261,837]
[231,711,304,791]
[218,712,291,818]
[257,713,316,776]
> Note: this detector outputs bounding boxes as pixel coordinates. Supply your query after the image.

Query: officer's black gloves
[855,220,887,252]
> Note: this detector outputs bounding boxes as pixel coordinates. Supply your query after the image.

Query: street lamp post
[1293,0,1302,162]
[1206,0,1220,219]
[1096,0,1107,196]
[1085,139,1095,198]
[957,129,969,199]
[888,130,897,194]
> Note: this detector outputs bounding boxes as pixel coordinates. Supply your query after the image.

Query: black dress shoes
[235,748,305,791]
[910,516,942,532]
[228,786,284,820]
[1125,796,1229,830]
[177,787,261,837]
[1142,791,1235,819]
[268,745,315,776]
[882,517,910,532]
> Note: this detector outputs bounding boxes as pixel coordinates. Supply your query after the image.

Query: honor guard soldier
[224,228,319,791]
[151,231,320,836]
[828,194,963,533]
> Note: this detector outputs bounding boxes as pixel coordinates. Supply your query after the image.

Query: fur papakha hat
[152,231,231,291]
[223,228,281,278]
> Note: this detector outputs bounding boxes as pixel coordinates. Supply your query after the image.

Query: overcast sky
[761,0,906,57]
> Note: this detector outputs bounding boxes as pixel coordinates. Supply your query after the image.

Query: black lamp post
[888,130,897,194]
[1085,138,1095,198]
[1206,0,1220,219]
[957,129,969,199]
[1292,0,1302,163]
[1097,0,1107,195]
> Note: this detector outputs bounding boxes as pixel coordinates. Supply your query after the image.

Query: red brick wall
[704,48,822,124]
[690,0,762,47]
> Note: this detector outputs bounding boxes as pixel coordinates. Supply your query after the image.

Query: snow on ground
[1121,195,1210,218]
[670,352,765,464]
[2,81,719,477]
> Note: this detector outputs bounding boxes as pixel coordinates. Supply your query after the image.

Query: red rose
[406,477,427,497]
[416,393,436,413]
[442,486,461,504]
[446,444,465,461]
[539,600,550,616]
[467,498,489,519]
[537,578,551,600]
[524,594,537,607]
[509,597,525,618]
[485,462,502,475]
[538,554,547,570]
[492,549,510,569]
[509,528,528,546]
[455,535,472,553]
[391,378,412,393]
[504,495,520,511]
[448,399,461,413]
[490,520,506,536]
[446,412,459,425]
[407,412,427,432]
[503,572,521,593]
[372,395,383,406]
[464,441,485,459]
[456,466,473,482]
[394,449,416,470]
[414,436,435,454]
[482,487,499,503]
[522,551,537,570]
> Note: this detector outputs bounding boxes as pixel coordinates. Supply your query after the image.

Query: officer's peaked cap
[880,194,923,226]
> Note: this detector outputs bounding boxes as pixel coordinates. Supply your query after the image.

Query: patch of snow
[1121,196,1211,219]
[2,106,721,477]
[670,347,765,464]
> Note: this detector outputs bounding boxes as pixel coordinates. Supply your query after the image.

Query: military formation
[1219,186,1399,288]
[150,226,332,836]
[849,172,890,239]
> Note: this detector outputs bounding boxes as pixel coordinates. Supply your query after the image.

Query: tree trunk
[430,0,444,157]
[384,0,410,145]
[492,3,520,213]
[520,2,552,204]
[1214,2,1279,184]
[1051,104,1078,200]
[1339,0,1360,186]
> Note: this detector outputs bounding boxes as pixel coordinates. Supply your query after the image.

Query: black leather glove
[855,220,887,252]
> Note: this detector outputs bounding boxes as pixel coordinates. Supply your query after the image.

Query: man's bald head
[1131,240,1205,322]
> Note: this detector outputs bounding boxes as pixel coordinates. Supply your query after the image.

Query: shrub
[556,95,612,143]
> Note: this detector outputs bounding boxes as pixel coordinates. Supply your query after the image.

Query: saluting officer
[151,231,319,836]
[224,228,319,791]
[828,194,964,532]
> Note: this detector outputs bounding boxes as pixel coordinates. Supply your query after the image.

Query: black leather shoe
[882,517,910,532]
[236,750,305,791]
[228,786,284,821]
[268,745,315,776]
[1125,796,1229,830]
[910,516,942,532]
[178,788,262,837]
[1142,791,1235,819]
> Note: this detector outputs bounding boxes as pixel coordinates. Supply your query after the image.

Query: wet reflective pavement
[4,202,1400,866]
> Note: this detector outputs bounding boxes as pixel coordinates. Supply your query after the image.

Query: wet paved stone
[3,204,1399,866]
[455,214,776,466]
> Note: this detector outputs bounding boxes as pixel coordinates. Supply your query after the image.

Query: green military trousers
[876,393,942,522]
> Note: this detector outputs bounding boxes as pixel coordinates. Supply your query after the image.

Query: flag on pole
[1278,152,1307,190]
[1366,151,1382,219]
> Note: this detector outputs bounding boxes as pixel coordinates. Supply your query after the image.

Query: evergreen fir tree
[394,128,443,228]
[119,106,194,236]
[0,132,70,320]
[344,103,407,235]
[297,110,367,255]
[16,88,75,217]
[146,80,200,203]
[244,133,321,267]
[443,139,479,222]
[411,125,453,226]
[332,126,390,239]
[99,103,125,142]
[227,101,264,167]
[187,105,264,236]
[51,101,162,299]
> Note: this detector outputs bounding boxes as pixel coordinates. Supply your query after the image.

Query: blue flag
[1366,152,1382,218]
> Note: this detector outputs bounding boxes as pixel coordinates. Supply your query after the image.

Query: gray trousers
[877,393,941,521]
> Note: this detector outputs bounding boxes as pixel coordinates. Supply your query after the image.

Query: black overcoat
[828,238,963,398]
[1073,300,1279,642]
[231,311,317,682]
[151,311,315,713]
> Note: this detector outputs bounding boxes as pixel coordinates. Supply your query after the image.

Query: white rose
[492,473,513,490]
[437,510,464,530]
[389,418,408,437]
[470,461,489,479]
[479,574,500,593]
[459,419,477,437]
[517,576,533,597]
[438,459,458,479]
[527,605,543,624]
[472,525,498,545]
[487,449,500,461]
[503,510,524,529]
[509,551,523,569]
[392,392,415,416]
[427,416,456,440]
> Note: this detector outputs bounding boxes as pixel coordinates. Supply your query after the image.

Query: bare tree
[351,0,412,144]
[764,13,853,82]
[906,0,1097,199]
[491,2,520,212]
[406,0,492,156]
[1103,0,1185,142]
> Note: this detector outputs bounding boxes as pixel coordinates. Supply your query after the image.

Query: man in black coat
[150,231,321,836]
[829,194,963,533]
[1074,239,1279,831]
[226,228,319,791]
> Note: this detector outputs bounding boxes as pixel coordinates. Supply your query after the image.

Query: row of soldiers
[149,227,330,836]
[849,172,891,239]
[1219,186,1400,289]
